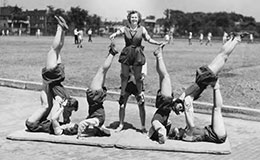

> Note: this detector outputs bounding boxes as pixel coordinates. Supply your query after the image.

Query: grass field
[0,35,259,109]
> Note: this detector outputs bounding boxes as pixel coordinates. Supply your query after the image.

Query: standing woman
[110,10,163,105]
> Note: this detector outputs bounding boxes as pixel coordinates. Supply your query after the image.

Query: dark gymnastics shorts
[185,65,218,100]
[25,119,54,134]
[42,63,65,85]
[42,63,70,99]
[86,87,107,127]
[151,90,174,126]
[119,46,145,66]
[182,125,227,144]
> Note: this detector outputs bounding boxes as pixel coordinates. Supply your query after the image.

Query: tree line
[8,5,260,37]
[160,9,259,37]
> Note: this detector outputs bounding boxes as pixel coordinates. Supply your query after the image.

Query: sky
[4,0,260,22]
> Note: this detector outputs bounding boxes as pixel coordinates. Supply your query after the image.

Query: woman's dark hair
[127,10,142,25]
[63,124,78,135]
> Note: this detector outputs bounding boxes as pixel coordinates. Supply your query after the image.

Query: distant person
[6,29,9,36]
[88,28,92,42]
[188,32,192,45]
[222,31,228,44]
[77,29,84,48]
[18,29,22,36]
[115,62,147,133]
[199,33,204,45]
[206,32,212,46]
[25,16,78,134]
[109,10,163,110]
[165,33,170,43]
[74,28,78,44]
[36,29,41,38]
[77,43,119,138]
[249,33,254,43]
[165,32,172,44]
[2,30,5,36]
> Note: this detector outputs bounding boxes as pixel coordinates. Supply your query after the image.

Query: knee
[52,41,63,52]
[119,104,125,110]
[120,72,129,81]
[25,119,39,132]
[135,73,144,83]
[118,95,125,106]
[40,91,50,110]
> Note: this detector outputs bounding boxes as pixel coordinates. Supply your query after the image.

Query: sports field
[0,35,259,109]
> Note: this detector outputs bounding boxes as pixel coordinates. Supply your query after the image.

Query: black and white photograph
[0,0,260,159]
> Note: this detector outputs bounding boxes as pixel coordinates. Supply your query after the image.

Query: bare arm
[51,97,67,135]
[109,27,124,40]
[143,27,162,45]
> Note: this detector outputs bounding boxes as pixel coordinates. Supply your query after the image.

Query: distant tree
[11,5,27,21]
[67,6,89,29]
[46,5,67,35]
[162,9,257,37]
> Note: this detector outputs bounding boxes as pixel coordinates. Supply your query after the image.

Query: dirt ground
[0,35,259,109]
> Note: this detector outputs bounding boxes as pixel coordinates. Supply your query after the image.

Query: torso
[123,26,143,47]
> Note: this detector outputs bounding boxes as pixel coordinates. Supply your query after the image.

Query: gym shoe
[54,15,69,30]
[108,42,118,55]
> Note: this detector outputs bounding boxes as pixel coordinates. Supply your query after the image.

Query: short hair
[63,124,78,135]
[127,10,142,25]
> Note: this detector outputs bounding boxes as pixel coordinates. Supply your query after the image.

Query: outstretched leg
[208,34,242,75]
[182,32,247,102]
[26,17,68,129]
[211,80,226,137]
[149,43,172,144]
[46,16,67,70]
[78,43,118,138]
[90,52,116,91]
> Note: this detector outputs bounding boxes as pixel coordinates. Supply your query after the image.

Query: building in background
[24,9,47,35]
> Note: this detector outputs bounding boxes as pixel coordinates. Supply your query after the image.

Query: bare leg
[183,96,195,129]
[208,35,241,74]
[120,64,130,96]
[26,20,66,123]
[78,49,117,137]
[150,44,171,143]
[116,93,130,132]
[46,24,65,70]
[137,94,146,132]
[27,88,53,123]
[211,80,226,137]
[133,66,143,94]
[154,45,172,97]
[90,53,115,90]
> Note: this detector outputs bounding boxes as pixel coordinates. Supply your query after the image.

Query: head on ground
[172,98,185,115]
[63,123,78,135]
